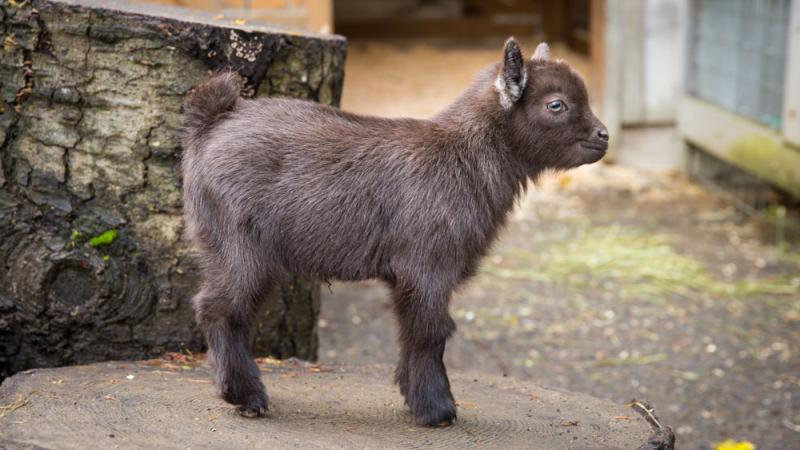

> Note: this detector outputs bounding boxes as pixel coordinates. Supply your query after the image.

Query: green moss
[595,353,667,367]
[70,229,83,242]
[89,229,118,247]
[725,135,800,198]
[483,226,798,299]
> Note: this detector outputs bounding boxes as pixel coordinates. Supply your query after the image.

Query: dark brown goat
[181,39,608,426]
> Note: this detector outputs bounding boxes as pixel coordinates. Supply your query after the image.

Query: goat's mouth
[577,140,607,165]
[580,141,608,153]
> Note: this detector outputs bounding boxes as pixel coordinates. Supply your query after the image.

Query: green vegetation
[595,352,667,367]
[89,229,118,247]
[483,226,798,299]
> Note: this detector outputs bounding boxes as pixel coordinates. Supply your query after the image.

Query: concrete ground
[320,38,800,450]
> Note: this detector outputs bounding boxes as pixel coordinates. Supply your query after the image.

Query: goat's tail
[181,71,243,148]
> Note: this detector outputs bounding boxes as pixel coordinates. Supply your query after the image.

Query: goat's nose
[596,127,609,141]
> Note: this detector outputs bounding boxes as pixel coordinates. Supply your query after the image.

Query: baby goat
[181,39,608,426]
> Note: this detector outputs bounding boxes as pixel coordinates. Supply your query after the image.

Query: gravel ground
[318,165,800,450]
[321,39,800,450]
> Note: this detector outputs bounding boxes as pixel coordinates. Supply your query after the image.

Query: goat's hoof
[413,400,457,427]
[238,398,269,418]
[432,418,455,427]
[235,390,269,418]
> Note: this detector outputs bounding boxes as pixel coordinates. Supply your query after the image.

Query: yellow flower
[714,439,756,450]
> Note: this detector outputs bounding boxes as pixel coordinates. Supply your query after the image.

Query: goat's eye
[546,99,565,112]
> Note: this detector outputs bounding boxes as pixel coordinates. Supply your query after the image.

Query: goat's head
[495,38,608,170]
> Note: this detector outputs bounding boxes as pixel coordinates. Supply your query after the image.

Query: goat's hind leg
[193,266,271,417]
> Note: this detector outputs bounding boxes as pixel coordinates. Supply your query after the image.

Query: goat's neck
[431,102,529,229]
[435,93,529,187]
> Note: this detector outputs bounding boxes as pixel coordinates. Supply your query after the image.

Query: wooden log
[0,359,667,449]
[0,0,346,378]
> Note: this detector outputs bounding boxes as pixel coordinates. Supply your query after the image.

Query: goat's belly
[279,232,388,282]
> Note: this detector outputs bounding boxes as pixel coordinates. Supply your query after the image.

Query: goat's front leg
[392,282,457,426]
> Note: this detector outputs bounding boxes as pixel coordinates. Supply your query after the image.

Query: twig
[469,338,510,377]
[630,399,662,430]
[783,417,800,433]
[629,399,676,450]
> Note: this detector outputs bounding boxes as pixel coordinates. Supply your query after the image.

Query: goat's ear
[495,37,527,110]
[532,42,550,61]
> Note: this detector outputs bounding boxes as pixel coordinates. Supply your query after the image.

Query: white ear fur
[495,38,528,110]
[532,42,550,61]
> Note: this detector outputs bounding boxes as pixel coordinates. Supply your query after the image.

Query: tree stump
[0,0,346,378]
[0,359,666,449]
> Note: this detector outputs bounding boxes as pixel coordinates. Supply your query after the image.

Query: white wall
[642,0,685,122]
[615,0,686,125]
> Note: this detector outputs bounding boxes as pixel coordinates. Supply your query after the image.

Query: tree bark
[0,0,346,379]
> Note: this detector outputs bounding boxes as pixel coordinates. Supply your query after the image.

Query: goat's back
[183,97,468,282]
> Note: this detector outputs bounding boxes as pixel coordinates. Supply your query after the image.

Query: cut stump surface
[0,359,654,449]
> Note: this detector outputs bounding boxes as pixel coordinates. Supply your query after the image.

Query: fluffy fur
[181,39,608,425]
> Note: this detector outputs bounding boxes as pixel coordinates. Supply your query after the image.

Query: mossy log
[0,0,346,379]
